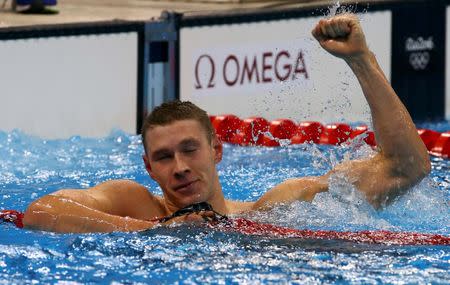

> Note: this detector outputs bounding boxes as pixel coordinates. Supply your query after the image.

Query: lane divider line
[210,115,450,158]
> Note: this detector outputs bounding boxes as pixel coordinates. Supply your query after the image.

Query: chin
[182,196,204,207]
[178,193,208,208]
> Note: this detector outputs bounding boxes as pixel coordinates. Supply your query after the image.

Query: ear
[142,154,156,180]
[212,136,223,163]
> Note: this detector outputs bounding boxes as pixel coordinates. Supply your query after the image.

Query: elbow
[418,138,432,177]
[416,148,431,180]
[401,151,431,189]
[422,154,432,177]
[23,198,56,231]
[400,146,431,184]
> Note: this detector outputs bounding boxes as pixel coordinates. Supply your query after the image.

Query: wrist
[345,50,375,72]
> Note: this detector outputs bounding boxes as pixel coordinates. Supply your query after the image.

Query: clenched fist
[312,14,370,61]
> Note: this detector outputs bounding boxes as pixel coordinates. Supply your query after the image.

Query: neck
[164,175,228,215]
[207,178,228,214]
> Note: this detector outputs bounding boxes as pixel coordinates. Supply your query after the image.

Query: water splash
[0,129,449,284]
[328,1,341,17]
[261,131,291,147]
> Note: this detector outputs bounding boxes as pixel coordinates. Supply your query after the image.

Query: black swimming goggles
[158,202,228,223]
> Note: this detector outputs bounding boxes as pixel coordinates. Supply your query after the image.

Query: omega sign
[405,36,434,71]
[194,50,309,89]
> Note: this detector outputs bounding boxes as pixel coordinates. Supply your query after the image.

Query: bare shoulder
[51,179,151,196]
[90,179,150,192]
[85,179,166,218]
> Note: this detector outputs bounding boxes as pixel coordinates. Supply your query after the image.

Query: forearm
[346,52,430,170]
[311,14,430,207]
[23,195,156,233]
[252,177,328,210]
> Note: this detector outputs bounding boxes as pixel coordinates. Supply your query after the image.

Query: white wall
[180,11,392,123]
[447,6,450,120]
[0,32,138,139]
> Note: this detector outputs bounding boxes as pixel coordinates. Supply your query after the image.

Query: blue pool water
[0,123,449,284]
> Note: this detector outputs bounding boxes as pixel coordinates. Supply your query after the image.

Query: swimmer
[23,14,431,233]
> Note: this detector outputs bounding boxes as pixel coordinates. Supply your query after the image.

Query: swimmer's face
[143,119,223,209]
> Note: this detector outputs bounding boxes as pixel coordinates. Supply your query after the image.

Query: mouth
[173,179,200,192]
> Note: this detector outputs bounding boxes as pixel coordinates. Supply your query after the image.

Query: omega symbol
[194,54,216,89]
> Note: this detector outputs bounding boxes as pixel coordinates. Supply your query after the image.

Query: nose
[173,153,190,178]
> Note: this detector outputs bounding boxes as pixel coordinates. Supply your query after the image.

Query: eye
[154,153,172,161]
[183,147,197,153]
[157,155,170,161]
[179,140,200,154]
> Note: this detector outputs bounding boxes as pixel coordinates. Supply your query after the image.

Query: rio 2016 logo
[194,50,309,89]
[405,36,434,71]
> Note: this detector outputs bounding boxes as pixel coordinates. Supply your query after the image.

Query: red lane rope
[0,210,24,228]
[210,114,450,158]
[212,218,450,246]
[3,209,448,245]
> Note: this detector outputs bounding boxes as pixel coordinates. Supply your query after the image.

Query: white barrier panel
[447,6,450,120]
[0,32,138,139]
[180,11,391,123]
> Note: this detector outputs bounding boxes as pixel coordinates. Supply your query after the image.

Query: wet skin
[22,14,431,233]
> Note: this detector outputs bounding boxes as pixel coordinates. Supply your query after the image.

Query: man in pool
[22,14,431,233]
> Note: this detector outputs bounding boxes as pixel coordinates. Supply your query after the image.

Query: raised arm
[254,14,430,210]
[23,180,163,233]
